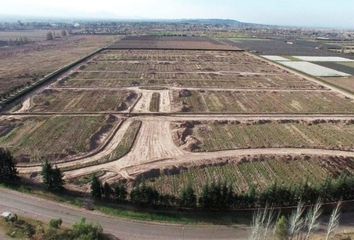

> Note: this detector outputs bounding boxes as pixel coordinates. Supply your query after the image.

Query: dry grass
[0,35,116,95]
[322,77,354,93]
[28,89,137,112]
[173,120,354,152]
[172,90,354,113]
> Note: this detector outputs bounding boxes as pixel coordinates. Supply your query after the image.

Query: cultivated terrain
[1,35,354,200]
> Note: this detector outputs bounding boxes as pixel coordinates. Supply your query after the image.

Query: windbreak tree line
[91,175,354,210]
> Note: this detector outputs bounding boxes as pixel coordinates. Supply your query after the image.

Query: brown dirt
[8,47,354,193]
[0,35,116,96]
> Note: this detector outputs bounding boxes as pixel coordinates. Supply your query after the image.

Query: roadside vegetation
[0,148,18,183]
[91,172,354,210]
[249,201,343,240]
[0,215,110,240]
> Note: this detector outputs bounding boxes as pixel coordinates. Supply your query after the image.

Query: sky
[0,0,353,29]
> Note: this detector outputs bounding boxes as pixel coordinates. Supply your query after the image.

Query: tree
[41,160,52,187]
[180,184,197,208]
[130,184,159,206]
[103,182,113,200]
[0,148,18,183]
[114,183,127,202]
[61,30,68,37]
[51,166,64,191]
[275,215,289,240]
[41,160,64,191]
[91,176,102,200]
[46,31,54,40]
[199,184,210,208]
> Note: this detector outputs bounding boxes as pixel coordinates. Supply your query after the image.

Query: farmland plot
[172,120,354,152]
[322,77,354,93]
[61,72,319,90]
[293,56,354,62]
[63,120,142,171]
[171,90,354,113]
[142,155,354,197]
[0,115,119,163]
[26,89,138,112]
[58,49,323,90]
[0,35,115,97]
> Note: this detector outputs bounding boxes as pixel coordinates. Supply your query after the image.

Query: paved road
[0,188,247,240]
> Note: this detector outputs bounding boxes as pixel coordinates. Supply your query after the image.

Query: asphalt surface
[0,188,248,240]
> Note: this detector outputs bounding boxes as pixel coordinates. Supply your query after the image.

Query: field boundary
[128,92,143,113]
[255,53,354,99]
[105,47,244,52]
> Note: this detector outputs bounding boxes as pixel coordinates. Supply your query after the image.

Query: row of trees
[91,176,127,202]
[183,176,354,209]
[1,147,353,210]
[91,175,354,210]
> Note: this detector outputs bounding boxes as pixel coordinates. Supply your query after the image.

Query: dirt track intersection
[2,37,354,193]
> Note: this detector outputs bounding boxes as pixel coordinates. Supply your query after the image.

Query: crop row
[149,92,160,112]
[0,115,114,163]
[172,90,354,113]
[28,89,138,112]
[144,156,354,197]
[177,121,354,152]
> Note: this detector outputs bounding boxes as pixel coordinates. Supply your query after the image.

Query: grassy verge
[149,93,160,112]
[0,215,45,239]
[0,210,112,240]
